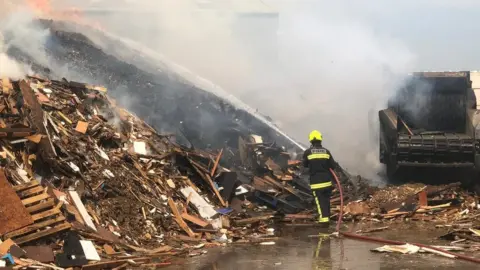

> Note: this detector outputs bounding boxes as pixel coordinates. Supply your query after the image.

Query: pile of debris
[0,76,356,269]
[342,181,480,241]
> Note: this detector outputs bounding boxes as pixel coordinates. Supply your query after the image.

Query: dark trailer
[379,71,480,179]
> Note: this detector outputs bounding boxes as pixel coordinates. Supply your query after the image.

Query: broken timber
[19,80,57,160]
[0,169,34,235]
[4,180,71,245]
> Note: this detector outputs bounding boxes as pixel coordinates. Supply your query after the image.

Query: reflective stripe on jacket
[303,144,337,186]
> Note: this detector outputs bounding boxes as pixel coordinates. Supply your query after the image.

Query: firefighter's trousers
[310,182,332,224]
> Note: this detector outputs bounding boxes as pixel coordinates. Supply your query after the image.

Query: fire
[26,0,51,15]
[0,0,106,32]
[24,0,106,32]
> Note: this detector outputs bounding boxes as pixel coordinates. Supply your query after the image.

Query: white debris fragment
[80,240,101,261]
[194,243,205,249]
[372,243,420,254]
[16,168,30,183]
[133,141,147,155]
[103,169,115,178]
[68,162,80,172]
[216,234,228,243]
[95,145,110,161]
[235,185,249,196]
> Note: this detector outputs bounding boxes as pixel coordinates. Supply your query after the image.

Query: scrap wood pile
[0,76,339,269]
[342,182,480,236]
[235,133,365,224]
[336,182,480,262]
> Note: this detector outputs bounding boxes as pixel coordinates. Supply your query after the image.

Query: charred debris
[4,19,299,153]
[0,75,359,268]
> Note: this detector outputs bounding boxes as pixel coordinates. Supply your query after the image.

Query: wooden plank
[4,216,66,239]
[19,80,57,159]
[168,198,195,237]
[12,180,40,192]
[31,207,60,222]
[189,159,211,174]
[22,193,49,206]
[210,148,223,177]
[181,212,209,227]
[190,161,227,207]
[0,169,34,235]
[69,190,97,231]
[13,222,71,245]
[112,263,129,270]
[18,186,44,198]
[264,176,302,198]
[419,190,428,207]
[27,198,55,214]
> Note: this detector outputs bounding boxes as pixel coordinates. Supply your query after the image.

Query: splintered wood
[5,180,71,245]
[168,198,195,237]
[0,169,34,235]
[189,160,227,207]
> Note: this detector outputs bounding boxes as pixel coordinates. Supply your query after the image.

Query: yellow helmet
[309,130,322,142]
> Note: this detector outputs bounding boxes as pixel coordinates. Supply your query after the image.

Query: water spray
[90,29,307,151]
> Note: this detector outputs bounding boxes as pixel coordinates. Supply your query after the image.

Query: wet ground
[164,225,480,270]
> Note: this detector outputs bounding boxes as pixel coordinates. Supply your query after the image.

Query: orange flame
[26,0,51,15]
[24,0,105,32]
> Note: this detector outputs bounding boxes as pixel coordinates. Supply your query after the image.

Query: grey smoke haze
[4,0,480,181]
[0,8,39,79]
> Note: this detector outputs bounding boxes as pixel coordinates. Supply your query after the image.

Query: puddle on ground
[163,225,480,270]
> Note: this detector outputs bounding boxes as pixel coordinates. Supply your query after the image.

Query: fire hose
[328,169,480,264]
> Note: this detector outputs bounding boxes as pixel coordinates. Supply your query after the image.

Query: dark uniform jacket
[303,143,337,188]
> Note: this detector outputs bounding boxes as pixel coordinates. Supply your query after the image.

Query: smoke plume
[0,48,26,80]
[45,0,416,181]
[6,0,480,182]
[0,0,417,182]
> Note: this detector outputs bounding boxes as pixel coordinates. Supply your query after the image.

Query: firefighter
[303,130,338,227]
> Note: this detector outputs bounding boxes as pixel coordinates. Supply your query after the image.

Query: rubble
[0,75,353,269]
[336,179,480,262]
[340,181,479,225]
[0,74,479,268]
